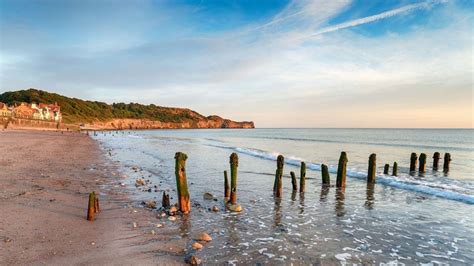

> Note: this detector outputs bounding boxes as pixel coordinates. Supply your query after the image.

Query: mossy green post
[87,192,96,221]
[419,153,427,173]
[224,170,230,202]
[383,164,389,175]
[410,153,418,172]
[175,152,190,213]
[230,153,239,204]
[367,154,376,184]
[392,162,398,176]
[336,152,348,189]
[290,171,297,191]
[274,155,284,197]
[432,152,440,170]
[321,164,330,186]
[299,162,306,193]
[443,153,451,172]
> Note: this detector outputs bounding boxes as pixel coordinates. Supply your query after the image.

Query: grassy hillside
[0,89,206,124]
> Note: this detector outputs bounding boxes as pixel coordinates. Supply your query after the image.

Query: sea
[93,128,474,264]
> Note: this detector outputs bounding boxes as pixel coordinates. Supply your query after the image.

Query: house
[0,102,12,117]
[12,103,35,119]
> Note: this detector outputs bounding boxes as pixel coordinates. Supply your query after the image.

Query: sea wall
[0,117,79,131]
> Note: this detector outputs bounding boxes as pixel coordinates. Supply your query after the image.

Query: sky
[0,0,472,128]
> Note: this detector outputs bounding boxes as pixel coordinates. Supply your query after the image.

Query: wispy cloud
[308,0,447,38]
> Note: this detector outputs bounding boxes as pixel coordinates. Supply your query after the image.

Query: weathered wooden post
[87,192,96,221]
[383,164,389,175]
[410,153,418,172]
[336,152,348,188]
[321,164,330,186]
[274,155,284,197]
[419,153,427,173]
[174,152,190,213]
[432,152,440,170]
[392,162,398,176]
[229,153,239,204]
[224,170,230,202]
[443,153,451,172]
[162,191,170,208]
[299,162,306,193]
[290,171,297,191]
[367,154,376,184]
[94,195,100,213]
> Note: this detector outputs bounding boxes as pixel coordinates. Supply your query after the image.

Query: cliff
[0,89,255,129]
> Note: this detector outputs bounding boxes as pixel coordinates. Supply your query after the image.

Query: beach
[0,130,184,265]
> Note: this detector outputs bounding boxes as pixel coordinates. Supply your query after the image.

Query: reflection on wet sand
[365,184,375,210]
[299,193,305,214]
[320,187,329,203]
[335,188,346,217]
[273,196,282,228]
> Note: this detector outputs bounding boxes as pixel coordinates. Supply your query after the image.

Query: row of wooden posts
[88,151,452,217]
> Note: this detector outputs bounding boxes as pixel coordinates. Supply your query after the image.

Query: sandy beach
[0,130,184,265]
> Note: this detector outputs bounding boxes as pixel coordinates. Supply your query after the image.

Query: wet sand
[0,130,184,265]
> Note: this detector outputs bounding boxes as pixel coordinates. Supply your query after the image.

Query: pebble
[133,222,137,228]
[212,206,219,212]
[169,206,178,214]
[156,224,163,228]
[194,232,212,242]
[192,242,203,250]
[168,216,176,221]
[151,230,156,235]
[144,200,156,209]
[135,179,146,186]
[227,203,242,212]
[203,192,214,200]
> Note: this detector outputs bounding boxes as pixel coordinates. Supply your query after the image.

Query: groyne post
[162,191,170,208]
[367,154,376,184]
[87,192,96,221]
[321,164,330,186]
[392,162,398,176]
[299,162,306,193]
[443,153,451,172]
[419,153,427,173]
[432,152,440,170]
[274,155,284,197]
[224,170,230,202]
[290,171,297,191]
[336,152,348,189]
[383,164,389,175]
[174,152,190,213]
[230,153,239,204]
[410,153,418,173]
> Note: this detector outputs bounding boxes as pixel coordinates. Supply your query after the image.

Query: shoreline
[0,129,184,265]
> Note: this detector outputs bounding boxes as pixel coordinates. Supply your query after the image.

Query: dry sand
[0,130,185,265]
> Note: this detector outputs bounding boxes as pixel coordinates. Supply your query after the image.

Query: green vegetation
[0,88,206,124]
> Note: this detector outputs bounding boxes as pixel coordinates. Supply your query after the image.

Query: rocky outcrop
[82,116,254,130]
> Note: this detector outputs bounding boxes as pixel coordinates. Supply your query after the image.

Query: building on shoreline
[0,102,62,122]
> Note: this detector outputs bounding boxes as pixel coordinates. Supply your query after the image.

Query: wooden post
[224,170,230,202]
[230,153,239,204]
[367,154,376,184]
[443,153,451,172]
[299,162,306,193]
[162,191,170,208]
[290,171,297,191]
[383,164,389,175]
[336,152,348,188]
[94,196,100,213]
[392,162,398,176]
[432,152,440,170]
[274,155,284,197]
[321,164,330,186]
[419,153,427,173]
[174,152,190,213]
[87,192,95,221]
[410,153,417,172]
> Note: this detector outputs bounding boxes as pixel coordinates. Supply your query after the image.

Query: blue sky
[0,0,472,127]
